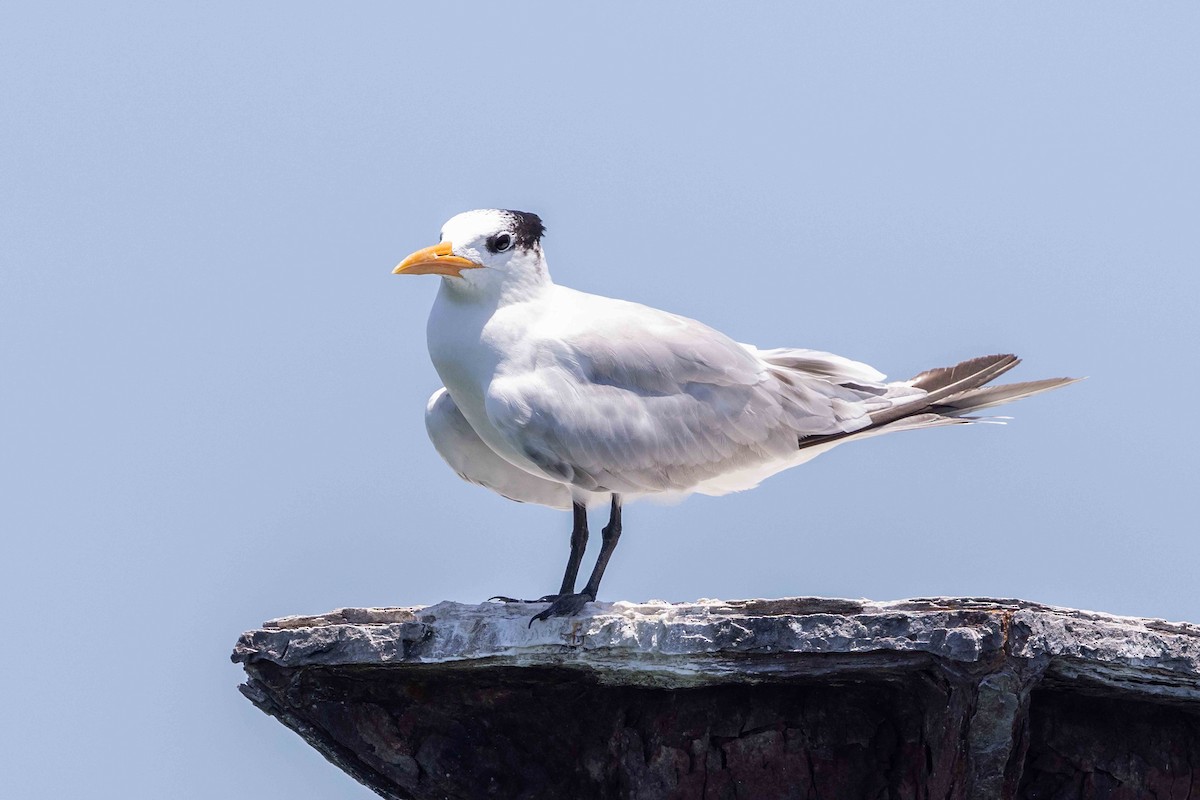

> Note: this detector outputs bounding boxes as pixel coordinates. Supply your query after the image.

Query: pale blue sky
[2,3,1197,798]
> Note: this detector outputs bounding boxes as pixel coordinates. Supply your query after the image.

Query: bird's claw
[489,594,566,604]
[529,593,594,627]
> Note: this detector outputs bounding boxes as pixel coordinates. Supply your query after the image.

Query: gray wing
[425,388,573,509]
[484,295,903,495]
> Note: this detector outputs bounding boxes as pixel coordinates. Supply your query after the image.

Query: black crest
[502,210,546,250]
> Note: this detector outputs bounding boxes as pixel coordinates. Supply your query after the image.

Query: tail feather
[869,353,1019,427]
[934,377,1083,414]
[796,353,1076,453]
[854,412,978,438]
[907,353,1021,393]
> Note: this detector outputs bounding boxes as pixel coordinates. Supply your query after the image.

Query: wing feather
[485,294,884,494]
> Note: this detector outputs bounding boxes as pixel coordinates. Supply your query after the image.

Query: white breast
[426,282,551,481]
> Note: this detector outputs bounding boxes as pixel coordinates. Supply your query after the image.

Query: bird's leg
[490,502,588,604]
[558,502,589,595]
[580,495,622,600]
[531,495,623,625]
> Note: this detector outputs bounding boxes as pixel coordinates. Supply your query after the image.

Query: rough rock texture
[232,598,1200,800]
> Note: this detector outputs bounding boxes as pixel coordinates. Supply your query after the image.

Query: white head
[393,209,549,298]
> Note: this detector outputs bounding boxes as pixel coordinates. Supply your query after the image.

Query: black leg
[580,495,622,600]
[531,495,623,625]
[558,502,589,596]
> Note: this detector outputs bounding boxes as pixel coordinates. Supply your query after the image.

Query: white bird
[395,209,1076,622]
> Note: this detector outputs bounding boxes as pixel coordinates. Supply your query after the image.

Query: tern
[394,209,1076,623]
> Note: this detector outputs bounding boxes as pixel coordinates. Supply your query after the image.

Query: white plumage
[425,387,575,509]
[396,209,1076,620]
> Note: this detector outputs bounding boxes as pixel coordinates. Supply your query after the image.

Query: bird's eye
[488,233,513,253]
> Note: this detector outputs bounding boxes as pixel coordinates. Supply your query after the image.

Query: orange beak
[392,241,483,277]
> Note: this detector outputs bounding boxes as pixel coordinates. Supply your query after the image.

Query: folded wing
[484,297,909,495]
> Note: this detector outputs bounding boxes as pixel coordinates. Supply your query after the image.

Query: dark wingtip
[908,354,1019,392]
